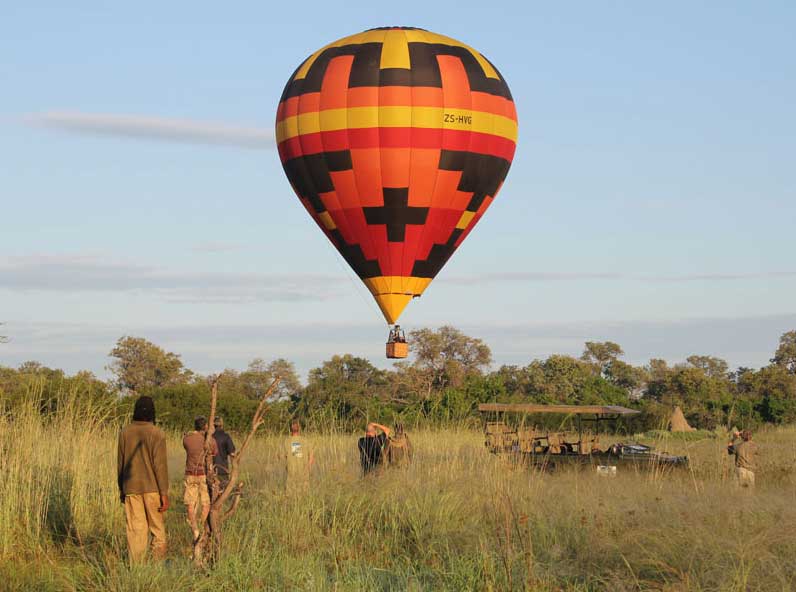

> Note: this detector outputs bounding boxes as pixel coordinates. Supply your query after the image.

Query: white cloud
[3,253,794,305]
[447,271,796,284]
[25,111,274,149]
[191,241,247,254]
[0,254,341,303]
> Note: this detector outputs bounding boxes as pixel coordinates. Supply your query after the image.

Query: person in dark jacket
[117,396,169,563]
[358,422,391,475]
[212,416,236,488]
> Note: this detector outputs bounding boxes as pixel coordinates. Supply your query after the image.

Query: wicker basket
[386,341,409,359]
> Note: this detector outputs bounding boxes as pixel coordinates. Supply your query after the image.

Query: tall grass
[1,386,795,591]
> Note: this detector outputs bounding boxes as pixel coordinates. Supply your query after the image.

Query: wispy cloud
[25,111,274,149]
[0,254,340,303]
[447,271,796,284]
[191,241,247,254]
[3,254,793,303]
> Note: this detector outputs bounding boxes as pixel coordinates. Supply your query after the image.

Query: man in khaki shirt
[728,429,758,487]
[183,416,218,542]
[117,396,169,563]
[285,421,314,493]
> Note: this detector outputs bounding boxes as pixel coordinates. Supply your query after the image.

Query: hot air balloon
[276,27,517,358]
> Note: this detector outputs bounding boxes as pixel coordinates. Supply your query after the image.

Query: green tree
[581,341,624,374]
[752,364,796,423]
[108,336,191,394]
[527,355,593,403]
[241,357,301,400]
[772,330,796,374]
[644,359,671,400]
[408,326,492,390]
[0,362,113,415]
[686,355,729,378]
[657,365,733,428]
[491,365,536,400]
[604,360,645,390]
[295,354,389,428]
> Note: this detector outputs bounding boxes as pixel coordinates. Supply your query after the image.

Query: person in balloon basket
[212,416,236,491]
[727,429,757,488]
[183,416,218,542]
[117,396,169,563]
[285,420,315,493]
[358,422,391,475]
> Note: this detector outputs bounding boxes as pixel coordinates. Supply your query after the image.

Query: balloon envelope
[276,27,517,324]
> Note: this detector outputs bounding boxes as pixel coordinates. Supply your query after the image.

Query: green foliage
[108,336,191,394]
[3,327,796,433]
[752,364,796,423]
[408,325,492,389]
[295,354,390,430]
[687,354,730,378]
[0,363,114,416]
[772,330,796,373]
[218,358,302,401]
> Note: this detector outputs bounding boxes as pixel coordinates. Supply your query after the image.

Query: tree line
[1,327,795,433]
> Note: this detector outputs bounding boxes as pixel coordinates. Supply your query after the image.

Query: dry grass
[1,389,795,591]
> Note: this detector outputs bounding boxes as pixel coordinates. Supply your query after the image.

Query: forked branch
[193,374,281,565]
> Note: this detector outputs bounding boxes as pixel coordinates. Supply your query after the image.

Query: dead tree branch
[193,375,281,565]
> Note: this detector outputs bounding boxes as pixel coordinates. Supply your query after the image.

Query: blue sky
[1,2,795,378]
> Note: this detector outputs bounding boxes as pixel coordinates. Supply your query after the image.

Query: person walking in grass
[212,416,236,491]
[285,420,314,493]
[728,429,758,488]
[117,396,169,563]
[358,422,391,475]
[183,416,218,542]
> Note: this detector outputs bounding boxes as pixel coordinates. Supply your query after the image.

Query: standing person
[117,396,169,563]
[358,422,391,475]
[183,416,218,542]
[285,420,314,493]
[728,429,758,488]
[212,416,236,490]
[387,423,413,468]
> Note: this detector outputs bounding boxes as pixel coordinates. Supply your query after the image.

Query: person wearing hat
[211,416,236,490]
[183,416,218,542]
[117,396,169,563]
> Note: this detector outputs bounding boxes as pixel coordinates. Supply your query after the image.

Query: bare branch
[193,374,281,566]
[214,376,280,510]
[222,483,244,520]
[193,375,220,565]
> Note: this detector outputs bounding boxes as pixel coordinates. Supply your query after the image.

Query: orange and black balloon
[276,27,517,324]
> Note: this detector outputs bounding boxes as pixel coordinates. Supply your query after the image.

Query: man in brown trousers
[183,416,218,542]
[728,429,758,487]
[117,396,170,563]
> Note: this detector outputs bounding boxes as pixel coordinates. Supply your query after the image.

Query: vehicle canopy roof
[477,403,640,416]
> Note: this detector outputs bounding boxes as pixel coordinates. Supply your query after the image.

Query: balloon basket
[386,341,409,359]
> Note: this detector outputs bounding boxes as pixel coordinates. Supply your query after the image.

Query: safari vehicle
[479,403,688,473]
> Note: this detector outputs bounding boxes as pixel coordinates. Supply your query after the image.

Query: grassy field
[1,393,796,591]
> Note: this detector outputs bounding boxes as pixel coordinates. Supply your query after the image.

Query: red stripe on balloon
[278,129,515,162]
